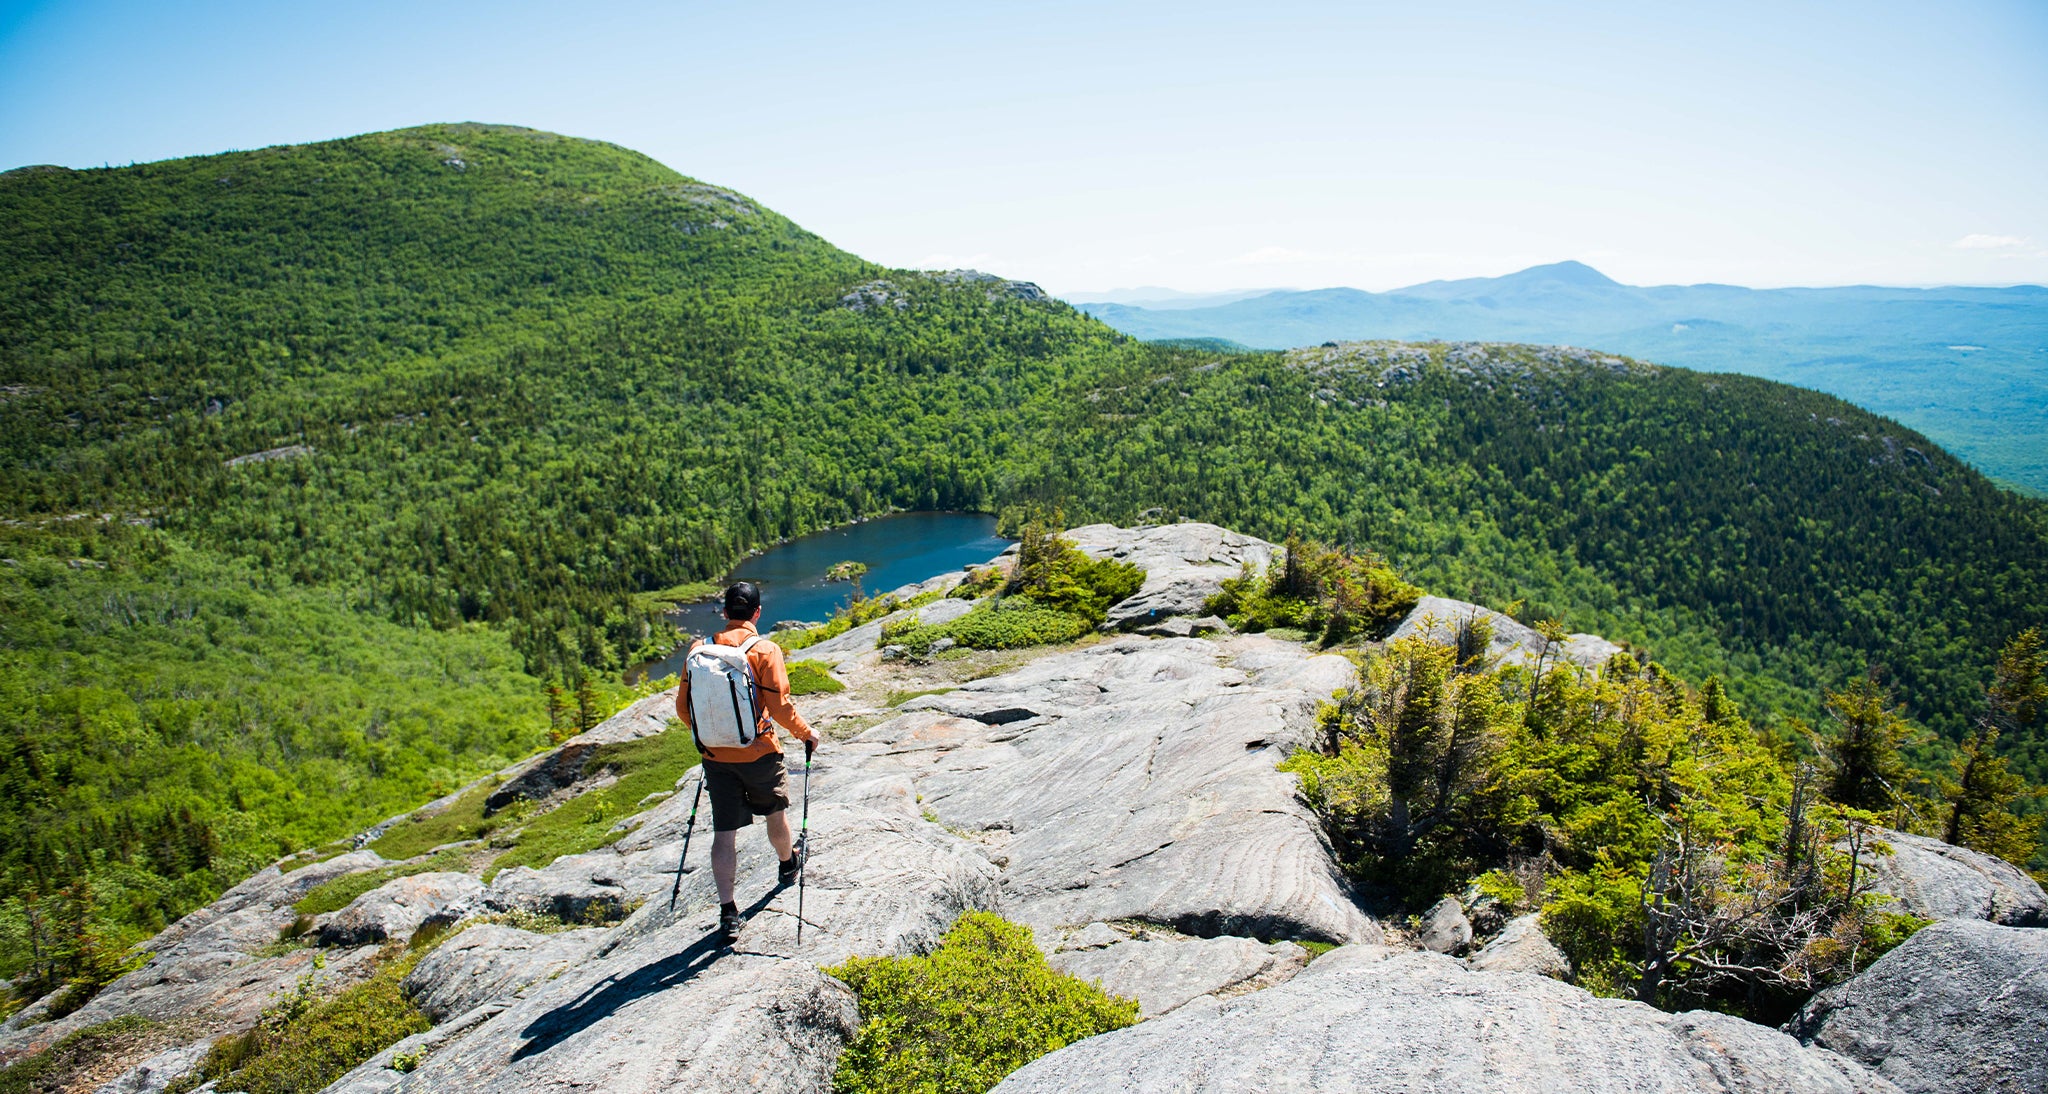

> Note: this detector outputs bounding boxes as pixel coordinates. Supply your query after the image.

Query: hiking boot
[778,845,804,885]
[718,904,743,945]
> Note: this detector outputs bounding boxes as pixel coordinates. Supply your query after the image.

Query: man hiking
[676,581,821,944]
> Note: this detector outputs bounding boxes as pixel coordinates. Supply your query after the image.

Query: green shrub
[176,948,429,1094]
[828,913,1137,1094]
[776,590,945,651]
[788,661,845,696]
[1210,536,1420,646]
[1003,523,1143,622]
[0,1016,156,1094]
[885,599,1094,657]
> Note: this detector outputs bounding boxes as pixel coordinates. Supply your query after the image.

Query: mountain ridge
[1073,262,2048,493]
[3,124,2045,1012]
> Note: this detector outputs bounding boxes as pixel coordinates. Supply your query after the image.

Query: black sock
[721,901,737,916]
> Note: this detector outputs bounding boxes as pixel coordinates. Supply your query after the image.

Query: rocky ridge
[0,523,2028,1094]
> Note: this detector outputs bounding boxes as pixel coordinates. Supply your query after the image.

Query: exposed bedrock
[1786,919,2048,1094]
[1849,827,2048,926]
[842,634,1376,945]
[1058,522,1277,630]
[1391,593,1623,669]
[992,945,1900,1094]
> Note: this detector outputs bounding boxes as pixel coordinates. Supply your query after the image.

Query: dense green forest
[3,124,2045,985]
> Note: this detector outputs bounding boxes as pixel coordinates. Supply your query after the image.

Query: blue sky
[2,1,2043,293]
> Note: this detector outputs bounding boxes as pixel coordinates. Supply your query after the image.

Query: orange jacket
[675,620,818,763]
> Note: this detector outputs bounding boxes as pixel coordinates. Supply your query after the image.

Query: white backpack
[685,634,766,749]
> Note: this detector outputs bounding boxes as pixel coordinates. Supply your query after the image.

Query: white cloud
[1952,233,2029,250]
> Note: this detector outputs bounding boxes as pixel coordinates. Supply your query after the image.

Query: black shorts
[704,752,790,832]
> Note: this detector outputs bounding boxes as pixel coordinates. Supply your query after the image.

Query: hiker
[676,581,821,944]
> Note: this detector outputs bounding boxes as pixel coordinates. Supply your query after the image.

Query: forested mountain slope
[2,125,2044,981]
[1075,262,2048,494]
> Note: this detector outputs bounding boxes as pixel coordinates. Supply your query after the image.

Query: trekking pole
[796,740,814,944]
[668,772,705,912]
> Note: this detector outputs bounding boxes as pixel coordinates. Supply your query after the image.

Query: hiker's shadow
[510,886,782,1061]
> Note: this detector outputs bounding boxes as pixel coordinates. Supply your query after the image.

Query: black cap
[723,581,761,620]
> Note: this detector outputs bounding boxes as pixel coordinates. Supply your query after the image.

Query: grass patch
[483,730,701,881]
[827,912,1137,1094]
[293,849,469,916]
[0,1015,157,1094]
[171,947,429,1094]
[788,660,845,696]
[775,589,946,651]
[365,779,509,862]
[1296,940,1338,960]
[886,687,957,707]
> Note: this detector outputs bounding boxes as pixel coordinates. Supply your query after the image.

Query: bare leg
[712,829,737,906]
[765,810,794,861]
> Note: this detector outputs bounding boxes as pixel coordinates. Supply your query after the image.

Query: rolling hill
[1075,262,2048,494]
[2,125,2045,976]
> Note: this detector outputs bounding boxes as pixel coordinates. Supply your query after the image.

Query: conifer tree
[574,676,600,734]
[1938,728,2038,864]
[1819,675,1915,814]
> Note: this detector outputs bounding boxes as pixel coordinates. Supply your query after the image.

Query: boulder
[993,945,1899,1094]
[353,797,996,1093]
[1390,595,1622,670]
[1135,615,1231,639]
[1049,935,1307,1017]
[1417,896,1473,954]
[1059,523,1276,630]
[0,850,391,1058]
[92,1038,212,1094]
[868,634,1377,946]
[1468,913,1571,978]
[1786,918,2048,1094]
[1849,828,2047,926]
[403,925,606,1023]
[320,872,485,946]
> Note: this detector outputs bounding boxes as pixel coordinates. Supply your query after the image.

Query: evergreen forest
[3,123,2045,982]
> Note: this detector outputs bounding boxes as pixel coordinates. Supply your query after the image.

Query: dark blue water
[638,511,1012,681]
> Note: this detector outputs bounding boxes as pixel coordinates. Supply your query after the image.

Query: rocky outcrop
[1060,523,1275,630]
[92,1038,212,1094]
[1417,896,1474,954]
[320,873,484,947]
[860,634,1376,945]
[1390,594,1623,669]
[993,945,1899,1094]
[335,795,999,1093]
[1468,913,1571,978]
[0,851,392,1058]
[1049,934,1307,1018]
[1850,828,2048,926]
[403,926,607,1023]
[1787,919,2048,1094]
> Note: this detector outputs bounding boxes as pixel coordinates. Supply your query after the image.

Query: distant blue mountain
[1073,264,2048,494]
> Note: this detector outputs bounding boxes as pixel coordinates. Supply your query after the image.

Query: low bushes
[1282,631,1926,1021]
[170,947,428,1094]
[827,913,1137,1094]
[1210,535,1420,646]
[881,523,1142,658]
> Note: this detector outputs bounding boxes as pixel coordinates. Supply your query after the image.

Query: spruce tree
[1820,675,1915,813]
[1938,728,2039,864]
